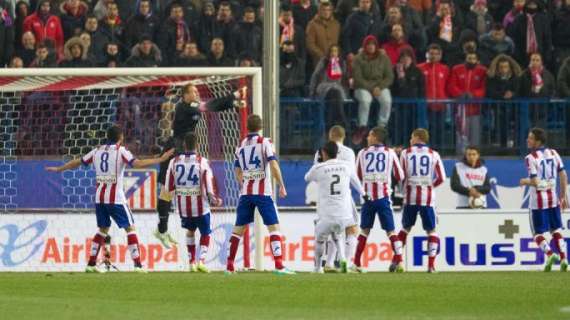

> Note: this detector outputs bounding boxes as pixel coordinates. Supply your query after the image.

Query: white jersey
[525,148,565,210]
[356,144,404,200]
[454,162,488,208]
[400,144,446,207]
[313,142,356,167]
[234,133,276,196]
[165,153,215,217]
[81,144,136,204]
[305,159,364,220]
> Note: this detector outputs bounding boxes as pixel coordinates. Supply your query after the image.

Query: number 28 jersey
[81,144,136,204]
[400,144,446,207]
[525,148,565,210]
[356,144,403,201]
[234,134,276,196]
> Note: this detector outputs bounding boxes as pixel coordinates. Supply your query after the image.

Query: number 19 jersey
[234,133,276,196]
[81,144,136,204]
[400,144,446,207]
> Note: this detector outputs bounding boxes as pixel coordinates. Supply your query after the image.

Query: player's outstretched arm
[132,149,175,168]
[269,160,287,198]
[45,158,82,172]
[205,87,248,112]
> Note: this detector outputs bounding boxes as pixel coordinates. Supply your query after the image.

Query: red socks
[353,233,368,267]
[269,232,284,270]
[127,232,142,267]
[226,233,241,271]
[88,232,106,266]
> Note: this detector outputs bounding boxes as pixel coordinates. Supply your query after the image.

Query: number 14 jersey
[400,144,446,207]
[234,134,276,196]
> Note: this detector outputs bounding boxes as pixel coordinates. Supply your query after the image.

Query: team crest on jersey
[124,170,157,210]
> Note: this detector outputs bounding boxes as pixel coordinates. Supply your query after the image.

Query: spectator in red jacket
[23,0,64,59]
[381,23,414,65]
[448,50,487,153]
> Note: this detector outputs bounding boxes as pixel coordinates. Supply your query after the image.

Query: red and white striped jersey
[356,144,404,200]
[525,148,565,210]
[400,144,446,207]
[81,144,136,204]
[234,133,276,196]
[165,153,215,217]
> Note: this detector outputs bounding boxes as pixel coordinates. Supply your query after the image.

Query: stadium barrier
[1,209,568,272]
[280,98,570,156]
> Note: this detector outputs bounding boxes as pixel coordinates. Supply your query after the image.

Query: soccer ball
[469,196,484,209]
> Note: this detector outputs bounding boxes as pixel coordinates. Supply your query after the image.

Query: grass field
[1,272,569,320]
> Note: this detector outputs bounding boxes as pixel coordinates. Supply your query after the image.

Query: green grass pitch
[0,272,569,320]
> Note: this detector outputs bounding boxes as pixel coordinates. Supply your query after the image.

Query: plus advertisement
[1,211,569,272]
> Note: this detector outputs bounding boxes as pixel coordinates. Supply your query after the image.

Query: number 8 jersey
[81,144,136,204]
[525,148,565,210]
[400,144,446,206]
[234,133,276,196]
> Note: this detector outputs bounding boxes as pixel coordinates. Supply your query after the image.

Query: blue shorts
[402,205,437,231]
[181,213,212,235]
[531,207,562,234]
[95,203,134,229]
[360,197,395,232]
[236,195,279,226]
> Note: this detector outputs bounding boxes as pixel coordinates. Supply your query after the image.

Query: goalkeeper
[154,83,247,248]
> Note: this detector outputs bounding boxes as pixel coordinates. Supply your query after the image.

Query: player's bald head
[106,125,123,143]
[247,114,263,132]
[328,125,345,142]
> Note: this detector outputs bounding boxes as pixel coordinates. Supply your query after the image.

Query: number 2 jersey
[525,148,565,210]
[234,133,276,196]
[165,153,216,217]
[356,144,404,201]
[400,144,446,207]
[81,144,136,204]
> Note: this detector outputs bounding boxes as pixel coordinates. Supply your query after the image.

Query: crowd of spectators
[3,0,570,147]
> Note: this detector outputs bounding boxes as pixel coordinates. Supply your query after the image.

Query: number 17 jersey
[400,144,446,207]
[525,148,565,210]
[234,133,276,196]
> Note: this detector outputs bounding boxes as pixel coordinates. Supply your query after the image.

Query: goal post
[0,67,265,271]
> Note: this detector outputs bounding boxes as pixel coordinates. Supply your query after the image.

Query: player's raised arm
[203,86,248,112]
[45,158,83,172]
[131,149,175,168]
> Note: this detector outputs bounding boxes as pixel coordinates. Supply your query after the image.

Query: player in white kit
[397,128,446,273]
[305,141,365,273]
[519,128,568,272]
[165,133,223,273]
[313,126,359,271]
[46,125,174,273]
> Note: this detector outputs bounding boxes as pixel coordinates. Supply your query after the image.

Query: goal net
[0,68,262,272]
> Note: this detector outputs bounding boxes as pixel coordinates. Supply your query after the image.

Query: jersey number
[410,155,430,176]
[365,152,386,173]
[176,164,199,186]
[330,174,341,196]
[540,159,555,179]
[100,152,109,173]
[239,146,261,170]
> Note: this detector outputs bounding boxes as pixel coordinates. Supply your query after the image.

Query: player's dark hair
[412,128,430,143]
[465,145,480,153]
[243,6,255,14]
[106,125,123,143]
[530,127,546,144]
[184,133,197,151]
[322,141,338,159]
[247,114,263,132]
[371,126,387,143]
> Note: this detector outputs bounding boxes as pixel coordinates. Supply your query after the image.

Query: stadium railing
[279,98,570,156]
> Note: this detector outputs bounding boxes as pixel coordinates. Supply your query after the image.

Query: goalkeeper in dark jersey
[154,83,247,248]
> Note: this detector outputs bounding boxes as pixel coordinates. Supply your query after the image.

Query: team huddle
[46,115,568,273]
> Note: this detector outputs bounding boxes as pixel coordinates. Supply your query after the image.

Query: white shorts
[315,218,354,243]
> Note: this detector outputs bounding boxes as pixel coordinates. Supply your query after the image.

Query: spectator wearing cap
[16,31,36,67]
[478,23,515,66]
[124,0,160,49]
[381,23,414,65]
[279,3,305,59]
[228,6,262,63]
[207,37,233,66]
[59,0,88,41]
[158,2,191,66]
[175,41,207,66]
[309,44,349,130]
[507,0,552,68]
[23,0,64,59]
[280,40,306,97]
[341,0,378,59]
[427,0,463,66]
[352,35,394,144]
[464,0,493,37]
[292,0,317,31]
[306,1,340,67]
[59,36,93,67]
[195,1,216,55]
[125,36,162,67]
